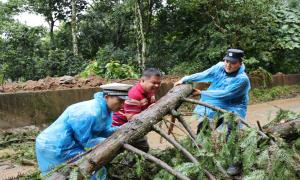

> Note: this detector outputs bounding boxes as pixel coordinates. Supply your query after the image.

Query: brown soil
[0,75,181,93]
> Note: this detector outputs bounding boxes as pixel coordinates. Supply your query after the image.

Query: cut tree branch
[182,98,275,145]
[153,126,198,163]
[152,126,216,180]
[123,143,190,180]
[171,109,196,140]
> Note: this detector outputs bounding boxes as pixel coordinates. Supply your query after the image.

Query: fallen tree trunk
[264,119,300,141]
[47,84,193,179]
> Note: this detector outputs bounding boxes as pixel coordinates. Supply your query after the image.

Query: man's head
[105,95,125,112]
[140,68,162,93]
[223,48,244,73]
[100,83,133,112]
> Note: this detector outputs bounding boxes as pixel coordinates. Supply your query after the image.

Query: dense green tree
[0,0,299,81]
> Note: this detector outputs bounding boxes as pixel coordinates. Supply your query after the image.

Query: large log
[48,84,193,179]
[264,119,300,141]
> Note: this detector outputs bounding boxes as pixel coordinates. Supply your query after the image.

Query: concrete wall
[0,83,175,129]
[249,74,300,88]
[1,74,300,129]
[0,88,100,129]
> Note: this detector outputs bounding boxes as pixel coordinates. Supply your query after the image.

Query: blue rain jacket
[35,92,118,175]
[181,62,251,119]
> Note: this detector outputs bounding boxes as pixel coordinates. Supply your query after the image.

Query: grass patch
[249,85,300,104]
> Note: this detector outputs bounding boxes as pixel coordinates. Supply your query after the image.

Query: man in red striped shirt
[112,68,162,151]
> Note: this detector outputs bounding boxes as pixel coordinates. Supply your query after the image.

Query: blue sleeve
[181,63,220,83]
[100,126,119,138]
[84,137,106,149]
[84,123,119,148]
[82,124,119,148]
[68,111,106,149]
[201,77,249,100]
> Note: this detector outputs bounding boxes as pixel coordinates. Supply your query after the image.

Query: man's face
[105,96,125,112]
[141,75,161,93]
[224,59,242,73]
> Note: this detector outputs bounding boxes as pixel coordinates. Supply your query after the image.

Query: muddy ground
[0,75,181,93]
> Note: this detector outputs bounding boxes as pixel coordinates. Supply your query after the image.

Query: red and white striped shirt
[112,83,155,126]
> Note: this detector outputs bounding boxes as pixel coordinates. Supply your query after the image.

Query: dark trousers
[131,137,149,152]
[196,117,233,140]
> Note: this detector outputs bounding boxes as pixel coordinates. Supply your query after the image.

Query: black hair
[142,68,162,78]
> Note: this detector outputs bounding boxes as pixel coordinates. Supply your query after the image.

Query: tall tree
[26,0,67,47]
[71,0,78,56]
[134,0,157,71]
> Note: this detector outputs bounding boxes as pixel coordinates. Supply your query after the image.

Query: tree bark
[47,84,193,179]
[136,0,146,71]
[264,119,300,141]
[48,19,55,49]
[71,0,79,57]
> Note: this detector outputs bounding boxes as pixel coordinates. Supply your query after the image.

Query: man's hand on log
[174,80,183,86]
[192,89,201,96]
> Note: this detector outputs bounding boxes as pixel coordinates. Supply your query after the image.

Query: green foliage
[44,49,85,77]
[0,63,9,84]
[249,67,273,88]
[20,170,43,180]
[263,108,300,130]
[0,128,39,163]
[69,167,79,180]
[294,138,300,150]
[108,110,300,179]
[1,0,300,80]
[169,61,206,76]
[80,61,104,78]
[243,170,266,180]
[250,85,300,104]
[240,130,259,174]
[135,155,144,177]
[274,7,300,50]
[95,44,135,65]
[273,109,300,123]
[288,0,300,11]
[80,60,139,79]
[105,60,139,79]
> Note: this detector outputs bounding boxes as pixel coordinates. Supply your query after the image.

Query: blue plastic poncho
[35,92,118,175]
[181,62,251,120]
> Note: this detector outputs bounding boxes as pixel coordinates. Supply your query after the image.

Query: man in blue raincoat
[175,49,251,133]
[35,83,132,177]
